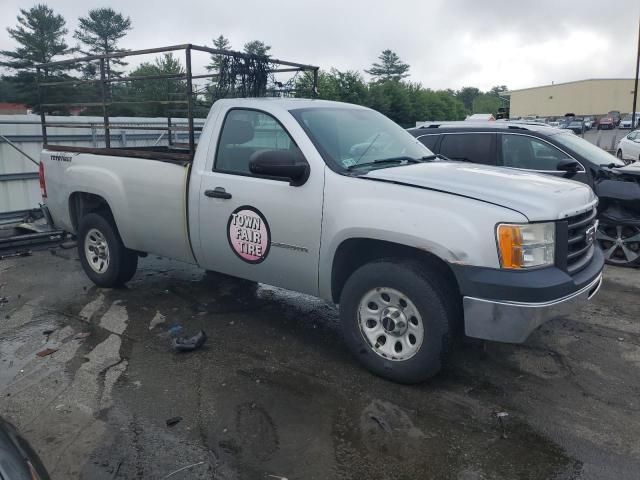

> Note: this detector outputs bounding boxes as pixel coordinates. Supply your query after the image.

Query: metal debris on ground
[171,330,207,352]
[494,411,509,439]
[73,332,91,340]
[36,348,58,357]
[0,251,32,260]
[165,416,183,427]
[161,461,206,479]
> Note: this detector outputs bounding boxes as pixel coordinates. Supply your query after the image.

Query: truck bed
[42,149,196,263]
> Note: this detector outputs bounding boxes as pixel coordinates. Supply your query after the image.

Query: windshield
[290,107,432,170]
[552,131,625,166]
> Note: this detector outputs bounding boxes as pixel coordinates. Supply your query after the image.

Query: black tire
[78,212,138,287]
[339,260,457,383]
[617,150,623,160]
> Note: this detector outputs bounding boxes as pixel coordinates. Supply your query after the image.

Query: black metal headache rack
[35,44,319,162]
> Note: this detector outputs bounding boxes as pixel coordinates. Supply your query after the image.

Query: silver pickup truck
[40,98,604,383]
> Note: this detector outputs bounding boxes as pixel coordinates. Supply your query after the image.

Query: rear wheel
[78,212,138,287]
[617,149,623,160]
[339,260,457,383]
[597,224,640,267]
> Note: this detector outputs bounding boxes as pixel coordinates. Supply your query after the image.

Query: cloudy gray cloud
[0,0,638,91]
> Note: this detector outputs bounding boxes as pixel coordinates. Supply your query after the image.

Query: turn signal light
[497,225,523,268]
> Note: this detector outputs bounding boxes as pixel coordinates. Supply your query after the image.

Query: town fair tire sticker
[227,206,271,264]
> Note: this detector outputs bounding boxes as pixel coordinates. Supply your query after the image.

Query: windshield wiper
[446,156,474,163]
[347,156,428,171]
[422,154,452,161]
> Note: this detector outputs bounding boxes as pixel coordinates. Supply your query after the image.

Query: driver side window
[500,134,567,171]
[215,109,301,175]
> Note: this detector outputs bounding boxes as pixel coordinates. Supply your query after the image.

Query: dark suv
[408,122,640,267]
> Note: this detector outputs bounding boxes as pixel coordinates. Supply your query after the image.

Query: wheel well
[331,238,460,304]
[69,192,113,231]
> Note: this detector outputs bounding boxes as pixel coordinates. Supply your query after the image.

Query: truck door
[196,107,324,296]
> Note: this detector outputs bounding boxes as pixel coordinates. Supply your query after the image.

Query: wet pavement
[0,250,639,479]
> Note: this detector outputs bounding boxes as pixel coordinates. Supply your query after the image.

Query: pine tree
[206,35,232,72]
[74,8,132,79]
[243,40,271,58]
[365,49,410,82]
[0,4,72,72]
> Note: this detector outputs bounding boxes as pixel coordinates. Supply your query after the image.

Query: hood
[363,162,596,221]
[618,163,640,176]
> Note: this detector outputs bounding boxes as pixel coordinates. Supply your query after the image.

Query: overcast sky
[0,0,638,91]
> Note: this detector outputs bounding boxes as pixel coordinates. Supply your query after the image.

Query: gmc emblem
[585,224,596,246]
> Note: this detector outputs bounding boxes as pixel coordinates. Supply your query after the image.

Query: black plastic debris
[166,416,183,427]
[171,330,207,352]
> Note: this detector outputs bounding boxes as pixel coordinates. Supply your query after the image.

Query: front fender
[318,174,527,301]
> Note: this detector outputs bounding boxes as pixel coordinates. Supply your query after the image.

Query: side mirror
[556,159,581,173]
[249,149,309,186]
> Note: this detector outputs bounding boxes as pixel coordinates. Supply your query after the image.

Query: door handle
[204,187,232,199]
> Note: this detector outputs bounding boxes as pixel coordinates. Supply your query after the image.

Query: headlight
[496,222,555,269]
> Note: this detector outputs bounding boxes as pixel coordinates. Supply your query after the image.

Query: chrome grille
[566,208,597,274]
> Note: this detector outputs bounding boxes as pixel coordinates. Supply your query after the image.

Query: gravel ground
[0,250,639,479]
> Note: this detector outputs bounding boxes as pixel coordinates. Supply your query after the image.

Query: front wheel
[78,212,138,287]
[597,223,640,267]
[339,260,457,383]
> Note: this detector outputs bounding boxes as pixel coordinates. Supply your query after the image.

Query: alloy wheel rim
[597,224,640,265]
[357,287,424,361]
[85,228,110,273]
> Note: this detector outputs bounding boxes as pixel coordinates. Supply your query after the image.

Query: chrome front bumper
[463,273,603,343]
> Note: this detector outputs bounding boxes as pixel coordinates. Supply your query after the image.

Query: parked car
[0,416,51,480]
[563,117,585,134]
[617,130,640,163]
[598,117,615,130]
[40,99,604,383]
[583,117,594,130]
[608,110,622,126]
[619,114,640,129]
[408,122,640,267]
